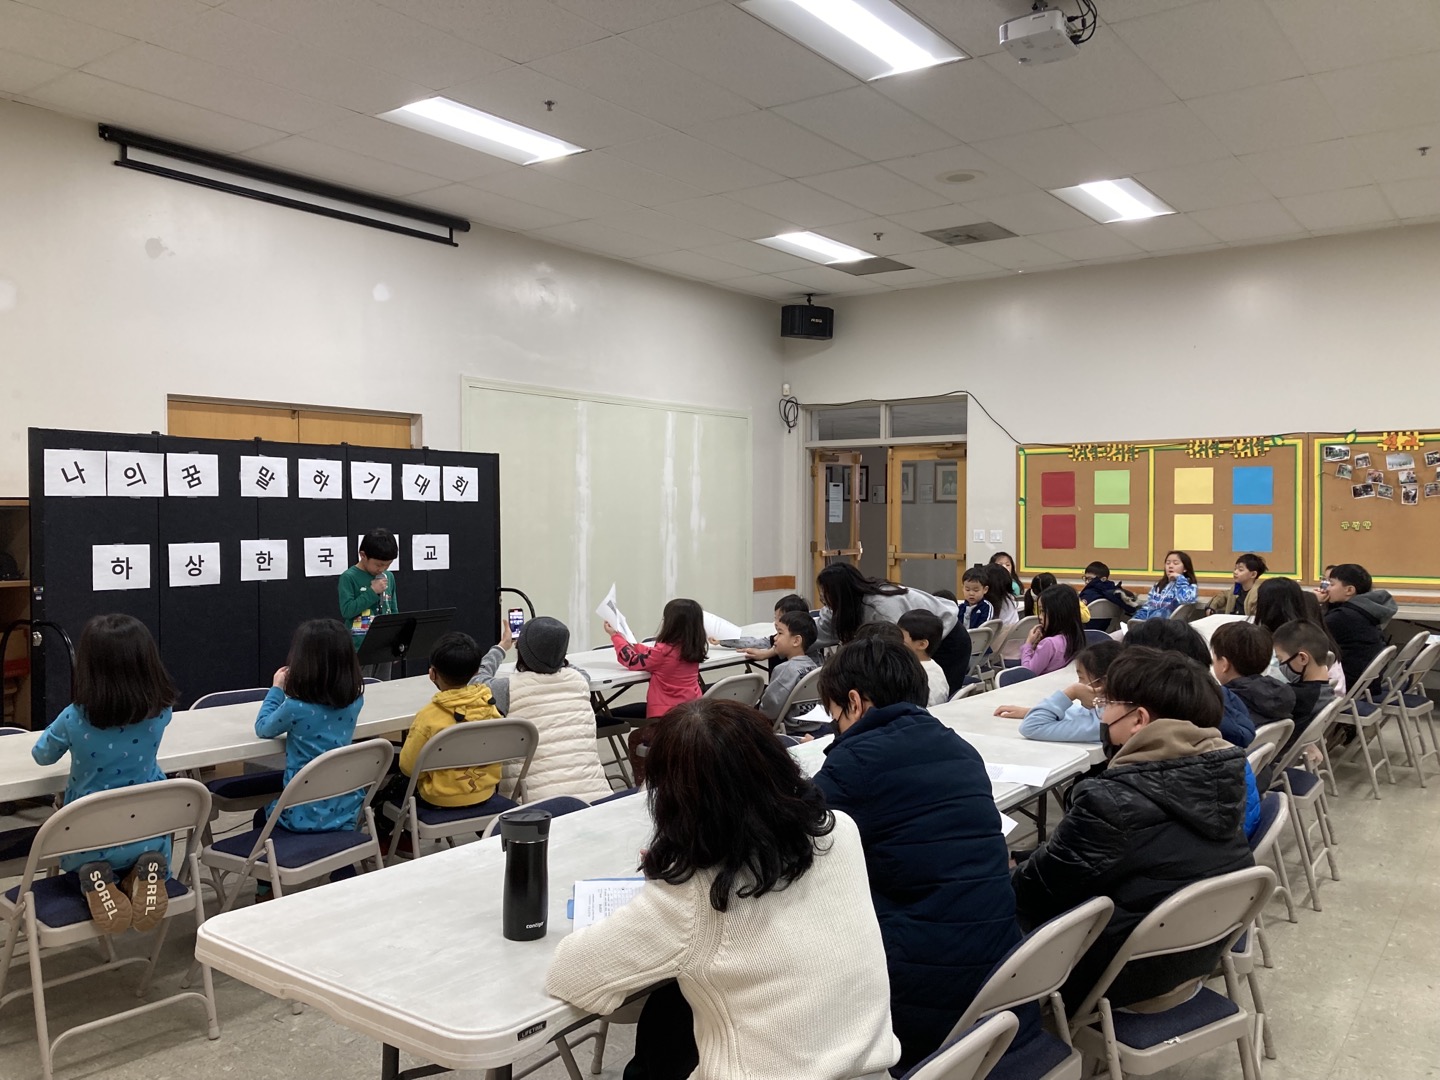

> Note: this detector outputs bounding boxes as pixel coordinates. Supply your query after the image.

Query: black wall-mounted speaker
[781,304,833,340]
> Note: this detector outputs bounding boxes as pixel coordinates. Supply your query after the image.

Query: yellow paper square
[1173,513,1215,552]
[1174,467,1214,504]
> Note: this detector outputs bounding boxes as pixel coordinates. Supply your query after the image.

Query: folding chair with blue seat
[0,727,40,877]
[202,738,393,913]
[0,779,219,1080]
[903,1011,1020,1080]
[1231,791,1292,1062]
[1330,645,1403,798]
[381,718,537,861]
[590,787,640,805]
[1068,866,1276,1080]
[998,668,1037,689]
[1273,700,1342,911]
[926,896,1114,1080]
[1379,641,1440,780]
[191,687,286,822]
[1082,629,1111,645]
[478,795,589,839]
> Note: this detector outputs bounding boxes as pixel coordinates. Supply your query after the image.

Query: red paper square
[1041,514,1077,549]
[1041,471,1076,507]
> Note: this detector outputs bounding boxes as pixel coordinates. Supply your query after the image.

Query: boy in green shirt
[339,528,398,679]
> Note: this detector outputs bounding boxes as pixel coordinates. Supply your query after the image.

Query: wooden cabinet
[0,499,31,729]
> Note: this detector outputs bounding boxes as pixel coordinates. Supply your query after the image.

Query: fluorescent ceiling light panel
[379,97,585,165]
[759,231,875,264]
[740,0,965,80]
[1050,178,1175,223]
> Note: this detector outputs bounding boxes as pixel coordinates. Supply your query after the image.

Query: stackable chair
[951,683,988,702]
[771,667,824,734]
[0,779,218,1080]
[202,739,393,912]
[903,1011,1020,1080]
[701,672,766,706]
[1068,867,1276,1080]
[480,795,589,839]
[933,896,1115,1080]
[0,727,39,877]
[380,719,537,861]
[1083,629,1111,645]
[595,712,634,789]
[966,626,997,683]
[1168,603,1199,622]
[1330,645,1403,798]
[1272,699,1343,911]
[1231,792,1293,1061]
[1000,618,1040,668]
[1378,641,1440,780]
[191,688,283,839]
[1083,599,1123,634]
[998,668,1037,689]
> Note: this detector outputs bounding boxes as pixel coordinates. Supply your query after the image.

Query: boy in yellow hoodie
[397,632,504,808]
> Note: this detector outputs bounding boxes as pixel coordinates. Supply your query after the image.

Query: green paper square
[1094,470,1131,506]
[1094,513,1130,549]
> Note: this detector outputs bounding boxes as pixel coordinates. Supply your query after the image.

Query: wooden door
[168,400,413,448]
[887,444,967,593]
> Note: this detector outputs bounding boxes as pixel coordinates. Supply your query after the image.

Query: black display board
[28,428,501,721]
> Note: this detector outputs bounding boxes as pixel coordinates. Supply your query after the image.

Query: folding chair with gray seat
[902,1011,1020,1080]
[950,683,988,702]
[701,671,766,705]
[1168,603,1199,622]
[0,779,219,1080]
[1068,866,1276,1080]
[1231,792,1292,1062]
[769,666,824,735]
[1378,641,1440,781]
[202,738,393,913]
[999,618,1040,668]
[1083,599,1123,633]
[381,719,537,861]
[933,896,1115,1080]
[1330,645,1403,798]
[998,668,1037,689]
[1273,699,1343,911]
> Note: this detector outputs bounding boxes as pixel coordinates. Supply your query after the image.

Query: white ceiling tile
[533,151,704,208]
[0,48,66,94]
[774,86,957,163]
[891,245,1007,278]
[1279,185,1398,231]
[19,0,209,38]
[971,126,1120,188]
[530,36,756,128]
[23,71,285,152]
[659,196,796,240]
[1186,76,1342,155]
[1264,0,1440,73]
[375,0,608,62]
[473,167,640,218]
[885,205,989,233]
[1073,102,1231,174]
[863,267,943,288]
[772,265,890,295]
[879,145,1038,203]
[634,249,754,282]
[817,218,945,257]
[1187,199,1303,241]
[980,32,1177,124]
[607,132,783,193]
[1313,53,1440,137]
[959,190,1094,235]
[899,0,1016,58]
[727,179,871,228]
[714,273,808,299]
[220,0,513,88]
[873,59,1062,145]
[552,0,714,34]
[1240,139,1372,198]
[1112,0,1306,99]
[962,236,1073,270]
[624,2,857,108]
[414,182,577,230]
[83,43,352,133]
[529,218,676,257]
[1381,177,1440,219]
[1099,0,1207,21]
[150,10,428,113]
[685,110,864,179]
[243,136,449,198]
[1108,213,1220,250]
[798,165,949,217]
[1136,157,1272,211]
[307,114,517,182]
[441,65,667,149]
[693,239,813,273]
[1032,225,1145,261]
[593,207,735,248]
[0,0,133,67]
[1348,125,1440,182]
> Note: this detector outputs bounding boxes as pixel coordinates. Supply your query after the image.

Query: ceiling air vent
[922,222,1017,246]
[833,256,914,276]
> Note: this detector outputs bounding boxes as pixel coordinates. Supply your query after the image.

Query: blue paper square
[1232,513,1273,553]
[1232,466,1273,506]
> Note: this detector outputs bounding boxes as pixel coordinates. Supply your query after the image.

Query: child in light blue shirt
[993,641,1121,743]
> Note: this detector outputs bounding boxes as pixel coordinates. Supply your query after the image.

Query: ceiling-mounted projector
[1000,6,1084,64]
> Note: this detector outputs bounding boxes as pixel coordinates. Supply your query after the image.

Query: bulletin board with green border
[1310,430,1440,587]
[1018,436,1304,583]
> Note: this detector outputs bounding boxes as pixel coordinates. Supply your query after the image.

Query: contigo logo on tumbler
[501,809,552,942]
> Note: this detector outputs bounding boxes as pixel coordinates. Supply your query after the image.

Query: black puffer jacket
[1227,674,1295,726]
[1326,590,1397,689]
[1011,719,1253,1011]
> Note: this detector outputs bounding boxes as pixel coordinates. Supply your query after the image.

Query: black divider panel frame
[156,436,260,708]
[423,448,501,653]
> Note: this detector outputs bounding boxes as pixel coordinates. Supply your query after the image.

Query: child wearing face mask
[1270,620,1336,761]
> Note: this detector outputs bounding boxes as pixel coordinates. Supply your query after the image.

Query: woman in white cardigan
[545,699,899,1080]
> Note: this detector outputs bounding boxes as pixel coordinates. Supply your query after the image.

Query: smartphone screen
[508,607,525,637]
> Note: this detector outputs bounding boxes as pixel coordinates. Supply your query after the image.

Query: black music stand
[356,608,457,677]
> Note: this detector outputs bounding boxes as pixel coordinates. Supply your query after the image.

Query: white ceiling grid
[0,0,1435,298]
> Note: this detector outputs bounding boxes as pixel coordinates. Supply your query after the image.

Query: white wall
[782,223,1440,575]
[0,100,789,619]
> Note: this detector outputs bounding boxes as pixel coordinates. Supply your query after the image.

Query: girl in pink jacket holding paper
[1019,586,1087,676]
[607,598,707,782]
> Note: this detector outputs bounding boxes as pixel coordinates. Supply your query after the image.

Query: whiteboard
[462,380,752,649]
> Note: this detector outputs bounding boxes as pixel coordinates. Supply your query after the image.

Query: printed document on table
[571,878,646,930]
[596,583,637,644]
[985,763,1053,787]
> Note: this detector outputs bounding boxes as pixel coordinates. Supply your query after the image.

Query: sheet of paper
[165,453,219,498]
[92,544,150,591]
[703,611,744,641]
[349,461,392,501]
[596,583,636,644]
[240,539,289,582]
[985,763,1053,788]
[401,463,442,502]
[240,455,289,498]
[298,458,343,500]
[168,542,221,587]
[105,451,164,497]
[572,878,646,931]
[44,449,107,497]
[442,465,478,502]
[999,812,1020,837]
[411,533,450,571]
[787,732,833,778]
[303,536,348,578]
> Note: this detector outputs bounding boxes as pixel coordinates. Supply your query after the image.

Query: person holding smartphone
[338,528,398,680]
